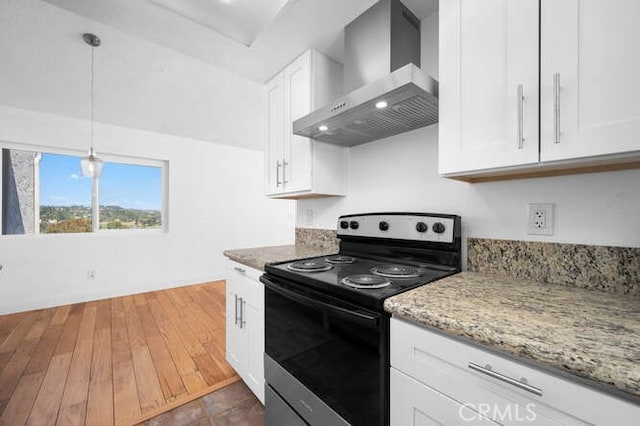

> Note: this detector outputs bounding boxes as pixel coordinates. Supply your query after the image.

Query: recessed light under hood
[293,0,438,147]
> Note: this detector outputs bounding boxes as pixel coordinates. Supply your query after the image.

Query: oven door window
[265,278,383,426]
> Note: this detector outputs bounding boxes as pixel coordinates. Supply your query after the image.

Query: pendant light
[80,33,104,178]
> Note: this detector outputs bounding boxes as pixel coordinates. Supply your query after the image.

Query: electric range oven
[260,212,462,426]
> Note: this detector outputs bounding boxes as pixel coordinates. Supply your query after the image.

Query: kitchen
[1,0,639,425]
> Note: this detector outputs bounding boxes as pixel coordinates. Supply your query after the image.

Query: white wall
[297,125,640,251]
[0,107,295,314]
[297,11,640,256]
[0,0,265,151]
[0,0,296,313]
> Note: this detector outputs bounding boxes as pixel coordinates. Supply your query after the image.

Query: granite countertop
[223,244,337,271]
[384,271,640,399]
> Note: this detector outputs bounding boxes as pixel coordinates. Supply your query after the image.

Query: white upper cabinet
[283,54,312,193]
[265,49,347,199]
[439,0,540,175]
[265,74,285,195]
[440,0,640,181]
[541,0,640,161]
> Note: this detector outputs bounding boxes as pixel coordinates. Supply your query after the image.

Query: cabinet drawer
[227,259,262,281]
[391,317,639,425]
[226,259,263,313]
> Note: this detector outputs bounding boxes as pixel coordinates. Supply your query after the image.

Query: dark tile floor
[140,381,265,426]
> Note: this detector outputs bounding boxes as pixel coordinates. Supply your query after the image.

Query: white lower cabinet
[226,260,264,403]
[390,317,640,425]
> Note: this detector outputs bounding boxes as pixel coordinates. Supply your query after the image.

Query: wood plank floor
[0,281,239,426]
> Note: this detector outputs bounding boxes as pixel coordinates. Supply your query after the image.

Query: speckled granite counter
[224,228,338,270]
[224,244,337,271]
[384,271,640,399]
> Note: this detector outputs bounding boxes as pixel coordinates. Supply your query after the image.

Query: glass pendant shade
[80,148,104,178]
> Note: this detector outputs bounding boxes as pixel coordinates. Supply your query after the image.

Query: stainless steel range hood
[293,0,438,147]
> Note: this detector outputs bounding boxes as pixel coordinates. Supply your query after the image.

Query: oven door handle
[262,277,380,328]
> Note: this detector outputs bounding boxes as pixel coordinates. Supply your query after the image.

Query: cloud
[68,173,80,180]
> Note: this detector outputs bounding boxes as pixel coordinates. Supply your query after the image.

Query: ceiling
[42,0,438,83]
[147,0,295,47]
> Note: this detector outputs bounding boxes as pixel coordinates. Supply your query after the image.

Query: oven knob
[416,222,428,233]
[349,221,359,230]
[432,222,446,234]
[340,220,349,229]
[379,221,389,231]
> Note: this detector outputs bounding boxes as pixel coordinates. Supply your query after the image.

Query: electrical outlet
[306,209,314,226]
[527,203,554,235]
[87,269,96,279]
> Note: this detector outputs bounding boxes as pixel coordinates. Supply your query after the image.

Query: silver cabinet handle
[553,72,561,143]
[517,84,524,149]
[242,299,247,327]
[282,159,289,185]
[468,362,543,396]
[234,294,239,326]
[234,266,245,274]
[276,161,282,186]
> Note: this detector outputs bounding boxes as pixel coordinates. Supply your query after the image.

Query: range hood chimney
[293,0,438,147]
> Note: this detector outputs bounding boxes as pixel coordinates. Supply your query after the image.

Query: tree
[44,218,92,233]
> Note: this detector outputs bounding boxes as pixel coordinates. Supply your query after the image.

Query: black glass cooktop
[264,254,456,310]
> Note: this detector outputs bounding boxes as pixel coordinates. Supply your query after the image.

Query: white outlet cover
[527,203,554,235]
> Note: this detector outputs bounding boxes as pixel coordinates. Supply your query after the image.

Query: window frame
[0,149,3,232]
[0,140,168,237]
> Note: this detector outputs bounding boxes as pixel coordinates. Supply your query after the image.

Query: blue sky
[39,153,162,211]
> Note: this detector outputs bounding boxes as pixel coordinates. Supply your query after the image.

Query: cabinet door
[242,288,265,404]
[283,52,312,193]
[439,0,539,175]
[391,368,498,425]
[265,73,285,195]
[541,0,640,161]
[226,261,265,403]
[225,277,246,373]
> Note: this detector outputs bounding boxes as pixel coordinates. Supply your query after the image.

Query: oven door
[262,274,387,426]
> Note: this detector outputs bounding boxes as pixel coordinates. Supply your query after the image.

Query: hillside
[40,205,161,233]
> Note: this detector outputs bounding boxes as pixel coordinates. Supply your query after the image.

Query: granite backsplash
[295,228,339,251]
[468,238,640,297]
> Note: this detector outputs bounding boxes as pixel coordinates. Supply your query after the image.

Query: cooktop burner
[341,274,391,289]
[325,255,356,264]
[286,260,333,273]
[371,264,423,278]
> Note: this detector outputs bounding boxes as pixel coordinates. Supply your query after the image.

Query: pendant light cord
[90,45,95,155]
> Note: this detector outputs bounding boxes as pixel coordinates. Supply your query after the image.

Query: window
[39,153,93,233]
[1,146,166,235]
[99,161,163,230]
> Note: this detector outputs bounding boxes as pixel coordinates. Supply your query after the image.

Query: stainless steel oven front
[262,274,389,426]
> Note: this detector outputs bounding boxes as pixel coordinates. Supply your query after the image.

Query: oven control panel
[337,214,457,243]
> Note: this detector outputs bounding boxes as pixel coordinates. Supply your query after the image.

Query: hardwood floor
[0,281,239,426]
